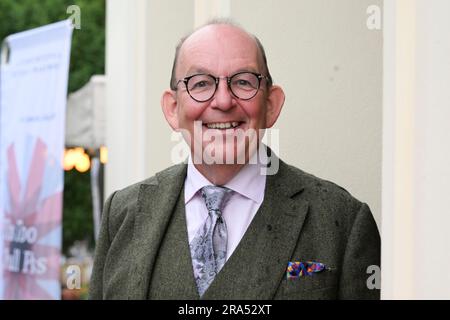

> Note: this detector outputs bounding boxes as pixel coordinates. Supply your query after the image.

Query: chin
[198,140,250,165]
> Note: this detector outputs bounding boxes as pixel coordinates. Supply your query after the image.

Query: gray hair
[169,18,273,90]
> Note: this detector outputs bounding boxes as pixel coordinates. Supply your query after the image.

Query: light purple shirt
[184,149,267,261]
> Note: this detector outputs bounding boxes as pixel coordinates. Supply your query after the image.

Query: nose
[210,77,235,111]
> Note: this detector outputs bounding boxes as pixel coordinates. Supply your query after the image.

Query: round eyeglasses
[175,71,270,102]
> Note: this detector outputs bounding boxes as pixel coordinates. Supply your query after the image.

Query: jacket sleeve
[88,191,116,300]
[338,203,381,299]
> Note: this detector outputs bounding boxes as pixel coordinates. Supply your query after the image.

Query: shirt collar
[184,145,268,205]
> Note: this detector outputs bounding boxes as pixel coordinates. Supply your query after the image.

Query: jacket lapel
[126,164,188,299]
[147,187,199,299]
[202,159,309,299]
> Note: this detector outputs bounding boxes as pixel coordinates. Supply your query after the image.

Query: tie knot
[201,185,233,214]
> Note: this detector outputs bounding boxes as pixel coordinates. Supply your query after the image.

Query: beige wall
[105,0,382,228]
[382,0,450,299]
[105,0,195,195]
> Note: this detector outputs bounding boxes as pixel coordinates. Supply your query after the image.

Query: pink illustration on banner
[2,138,62,299]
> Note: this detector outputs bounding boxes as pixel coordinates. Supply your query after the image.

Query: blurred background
[0,0,105,299]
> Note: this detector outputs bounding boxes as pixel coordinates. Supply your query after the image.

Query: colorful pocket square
[286,261,327,280]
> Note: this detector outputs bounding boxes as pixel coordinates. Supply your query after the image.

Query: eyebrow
[185,67,211,76]
[184,66,261,77]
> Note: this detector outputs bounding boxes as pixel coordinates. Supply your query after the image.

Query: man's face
[165,25,281,164]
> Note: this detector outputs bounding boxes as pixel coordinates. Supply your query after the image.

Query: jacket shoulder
[283,162,360,202]
[104,163,186,235]
[280,161,365,223]
[109,163,185,203]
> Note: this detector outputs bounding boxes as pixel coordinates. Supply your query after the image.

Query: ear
[265,85,285,128]
[161,90,180,131]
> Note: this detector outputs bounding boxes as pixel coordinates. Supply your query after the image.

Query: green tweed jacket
[89,154,380,300]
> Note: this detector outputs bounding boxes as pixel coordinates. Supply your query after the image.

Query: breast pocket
[275,270,338,300]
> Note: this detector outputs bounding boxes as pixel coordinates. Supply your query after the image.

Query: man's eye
[191,81,210,89]
[233,79,255,89]
[237,79,251,86]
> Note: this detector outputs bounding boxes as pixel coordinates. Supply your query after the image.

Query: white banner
[0,20,73,299]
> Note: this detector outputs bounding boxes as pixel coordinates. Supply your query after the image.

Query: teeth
[206,122,240,129]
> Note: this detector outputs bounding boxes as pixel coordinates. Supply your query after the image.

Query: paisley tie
[190,185,233,297]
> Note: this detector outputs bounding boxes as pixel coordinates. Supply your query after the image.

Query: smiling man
[89,20,381,300]
[162,21,284,184]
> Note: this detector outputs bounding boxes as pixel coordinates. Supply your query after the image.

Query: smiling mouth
[203,121,244,129]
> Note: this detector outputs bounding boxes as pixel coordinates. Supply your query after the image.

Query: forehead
[177,25,262,75]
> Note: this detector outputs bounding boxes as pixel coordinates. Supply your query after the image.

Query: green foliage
[0,0,105,254]
[0,0,105,92]
[66,0,106,92]
[63,169,94,254]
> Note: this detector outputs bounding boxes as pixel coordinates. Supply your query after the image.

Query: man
[89,20,380,300]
